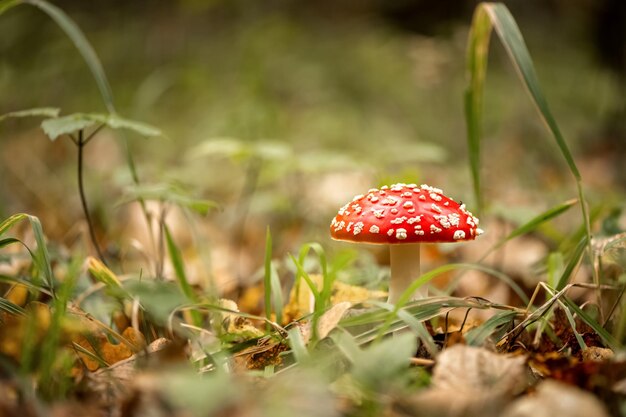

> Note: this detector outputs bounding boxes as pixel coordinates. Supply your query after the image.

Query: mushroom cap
[330,183,483,244]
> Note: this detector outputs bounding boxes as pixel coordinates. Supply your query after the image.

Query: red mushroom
[330,183,483,303]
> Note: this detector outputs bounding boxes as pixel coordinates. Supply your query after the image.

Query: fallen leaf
[501,380,610,417]
[396,388,508,417]
[282,274,386,323]
[4,283,29,307]
[433,345,529,396]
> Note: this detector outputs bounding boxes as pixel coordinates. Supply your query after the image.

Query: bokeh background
[0,0,624,301]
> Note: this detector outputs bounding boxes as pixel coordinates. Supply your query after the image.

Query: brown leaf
[501,380,610,417]
[433,345,529,396]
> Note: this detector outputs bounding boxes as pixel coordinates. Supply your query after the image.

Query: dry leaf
[433,345,529,396]
[4,283,29,307]
[283,274,386,323]
[316,301,352,340]
[501,380,610,417]
[396,388,508,417]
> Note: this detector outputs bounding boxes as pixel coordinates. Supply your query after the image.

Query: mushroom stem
[388,243,425,303]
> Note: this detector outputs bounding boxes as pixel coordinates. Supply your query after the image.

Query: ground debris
[501,380,610,417]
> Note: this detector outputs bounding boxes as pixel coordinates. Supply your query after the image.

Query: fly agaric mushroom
[330,183,483,303]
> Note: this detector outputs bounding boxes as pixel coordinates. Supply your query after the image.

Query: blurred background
[0,0,624,303]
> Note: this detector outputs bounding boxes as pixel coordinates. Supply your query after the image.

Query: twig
[410,357,435,367]
[77,129,108,265]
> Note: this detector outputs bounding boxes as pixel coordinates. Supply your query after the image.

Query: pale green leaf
[0,107,60,122]
[41,113,162,141]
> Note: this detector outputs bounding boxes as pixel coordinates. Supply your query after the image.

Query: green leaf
[105,114,162,137]
[350,332,416,391]
[0,107,60,123]
[124,279,188,324]
[41,113,162,141]
[41,114,96,140]
[191,138,292,162]
[120,183,218,215]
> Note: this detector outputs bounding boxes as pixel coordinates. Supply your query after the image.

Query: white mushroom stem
[388,243,426,304]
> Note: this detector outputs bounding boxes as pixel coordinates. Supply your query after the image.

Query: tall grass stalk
[465,2,594,293]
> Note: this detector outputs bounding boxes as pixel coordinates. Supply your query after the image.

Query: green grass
[0,1,624,415]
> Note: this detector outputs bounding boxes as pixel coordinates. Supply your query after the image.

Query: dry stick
[76,129,108,265]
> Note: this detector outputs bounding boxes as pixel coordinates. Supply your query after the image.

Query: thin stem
[77,129,107,265]
[83,123,105,145]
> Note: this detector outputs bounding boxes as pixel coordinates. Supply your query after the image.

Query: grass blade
[555,237,587,291]
[499,199,577,247]
[464,4,492,212]
[264,227,273,326]
[263,227,284,327]
[164,224,202,327]
[27,215,54,294]
[562,296,619,350]
[465,3,591,247]
[0,213,28,237]
[21,0,115,112]
[0,297,26,316]
[465,310,517,346]
[297,242,331,311]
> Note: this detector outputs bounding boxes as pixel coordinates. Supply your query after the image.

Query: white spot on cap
[419,195,426,201]
[401,192,412,198]
[369,225,380,234]
[430,193,442,201]
[352,194,364,201]
[448,213,460,227]
[431,204,443,213]
[453,230,466,240]
[435,215,451,229]
[387,229,394,237]
[476,228,484,236]
[403,201,414,208]
[430,224,442,234]
[390,208,399,214]
[372,209,385,219]
[390,216,407,224]
[346,222,353,232]
[396,228,408,240]
[382,197,398,206]
[406,216,422,224]
[353,222,364,235]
